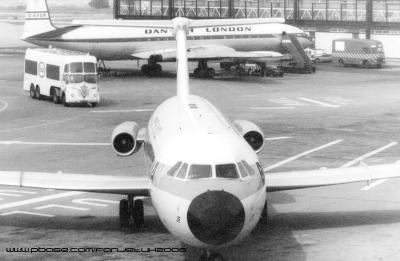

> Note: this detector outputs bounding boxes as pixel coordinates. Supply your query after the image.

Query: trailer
[24,48,100,107]
[332,39,385,68]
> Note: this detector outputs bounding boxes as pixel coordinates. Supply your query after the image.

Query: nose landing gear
[193,60,215,79]
[119,195,144,231]
[199,250,225,261]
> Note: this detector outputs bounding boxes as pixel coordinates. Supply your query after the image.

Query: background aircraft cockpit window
[242,161,255,176]
[176,163,188,179]
[237,161,249,178]
[167,161,182,176]
[188,164,212,179]
[216,164,239,179]
[70,62,83,73]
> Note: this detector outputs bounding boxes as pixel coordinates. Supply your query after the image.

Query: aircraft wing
[132,45,283,62]
[266,163,400,192]
[0,171,150,196]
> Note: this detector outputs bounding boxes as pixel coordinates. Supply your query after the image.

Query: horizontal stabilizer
[0,171,150,196]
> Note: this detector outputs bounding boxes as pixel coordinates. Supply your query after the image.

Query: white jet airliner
[2,16,400,261]
[22,0,311,78]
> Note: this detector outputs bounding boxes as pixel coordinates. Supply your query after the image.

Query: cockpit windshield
[187,164,212,179]
[216,164,239,179]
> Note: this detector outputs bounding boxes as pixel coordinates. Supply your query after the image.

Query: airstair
[281,34,315,73]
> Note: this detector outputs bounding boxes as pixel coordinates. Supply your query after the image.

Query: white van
[24,48,100,107]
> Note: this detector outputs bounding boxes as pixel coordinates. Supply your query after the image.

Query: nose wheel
[199,251,225,261]
[119,195,144,231]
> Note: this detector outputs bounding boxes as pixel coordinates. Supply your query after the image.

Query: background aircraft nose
[187,190,245,245]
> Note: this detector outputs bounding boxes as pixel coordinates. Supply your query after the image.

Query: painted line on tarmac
[250,106,294,110]
[0,190,37,197]
[35,204,89,211]
[0,141,110,146]
[0,115,83,134]
[298,97,340,108]
[361,179,388,191]
[0,191,85,210]
[91,109,154,113]
[340,142,398,168]
[265,136,292,141]
[263,139,343,172]
[72,198,119,207]
[0,98,8,112]
[0,210,54,217]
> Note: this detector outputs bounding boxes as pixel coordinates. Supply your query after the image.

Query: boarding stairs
[281,34,315,73]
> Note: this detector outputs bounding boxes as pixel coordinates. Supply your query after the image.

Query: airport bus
[332,39,385,68]
[24,48,100,107]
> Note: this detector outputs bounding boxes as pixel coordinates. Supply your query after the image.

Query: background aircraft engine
[111,121,142,156]
[233,120,265,153]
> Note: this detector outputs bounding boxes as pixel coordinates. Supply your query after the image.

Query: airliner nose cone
[187,191,245,245]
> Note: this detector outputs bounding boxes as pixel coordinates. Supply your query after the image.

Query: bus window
[84,62,96,73]
[176,163,188,179]
[46,64,60,81]
[188,164,212,179]
[167,161,182,176]
[216,164,239,179]
[25,60,37,75]
[64,64,69,73]
[70,62,83,73]
[362,48,371,54]
[84,74,97,83]
[69,74,84,84]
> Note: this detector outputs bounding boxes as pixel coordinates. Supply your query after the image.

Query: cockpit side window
[216,164,239,179]
[243,161,255,176]
[176,163,188,179]
[238,161,249,178]
[167,161,182,176]
[256,162,265,185]
[188,164,212,179]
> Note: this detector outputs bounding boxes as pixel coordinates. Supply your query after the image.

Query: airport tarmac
[1,53,400,261]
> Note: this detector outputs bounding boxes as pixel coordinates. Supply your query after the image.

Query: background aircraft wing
[0,171,150,196]
[265,163,400,192]
[132,45,282,62]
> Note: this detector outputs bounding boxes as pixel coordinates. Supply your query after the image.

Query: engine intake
[233,120,265,153]
[111,121,142,156]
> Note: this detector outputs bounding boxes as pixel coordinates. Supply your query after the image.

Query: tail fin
[22,0,56,39]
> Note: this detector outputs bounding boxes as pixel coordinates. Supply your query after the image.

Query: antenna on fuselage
[172,17,190,103]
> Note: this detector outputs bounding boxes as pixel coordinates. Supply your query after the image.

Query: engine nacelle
[233,120,265,153]
[111,121,142,156]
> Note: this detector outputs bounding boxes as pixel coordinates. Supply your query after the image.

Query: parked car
[304,48,332,63]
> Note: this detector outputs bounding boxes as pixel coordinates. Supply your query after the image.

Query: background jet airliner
[2,16,400,261]
[22,0,311,78]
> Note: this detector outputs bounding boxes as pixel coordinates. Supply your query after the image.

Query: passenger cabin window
[216,164,239,179]
[188,164,212,179]
[167,162,182,176]
[176,163,188,179]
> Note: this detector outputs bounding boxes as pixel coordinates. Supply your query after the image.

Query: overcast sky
[2,0,109,7]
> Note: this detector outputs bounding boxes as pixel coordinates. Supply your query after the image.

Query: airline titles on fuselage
[144,26,252,34]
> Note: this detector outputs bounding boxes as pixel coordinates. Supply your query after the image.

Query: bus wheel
[362,60,371,68]
[52,89,60,104]
[62,93,69,107]
[30,84,35,99]
[34,86,41,100]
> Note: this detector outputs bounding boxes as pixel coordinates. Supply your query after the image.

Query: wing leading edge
[265,163,400,192]
[0,171,150,196]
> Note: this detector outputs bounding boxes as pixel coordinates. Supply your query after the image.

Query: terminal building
[112,0,400,58]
